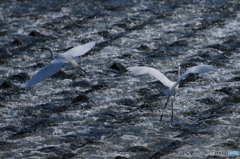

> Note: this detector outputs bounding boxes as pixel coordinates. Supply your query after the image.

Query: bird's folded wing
[127,66,174,88]
[22,60,64,87]
[63,41,96,57]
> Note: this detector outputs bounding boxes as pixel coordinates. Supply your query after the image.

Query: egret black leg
[160,95,170,122]
[78,66,87,74]
[171,95,176,123]
[73,67,85,78]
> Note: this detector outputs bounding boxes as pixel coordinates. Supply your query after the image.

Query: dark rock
[97,31,113,39]
[222,95,240,103]
[114,156,128,159]
[9,72,30,81]
[110,62,127,72]
[11,39,24,46]
[38,146,69,155]
[0,80,17,89]
[169,40,188,47]
[179,62,198,68]
[102,111,121,118]
[91,83,109,90]
[207,44,233,51]
[140,103,153,108]
[33,62,45,68]
[136,44,152,51]
[72,94,89,103]
[215,87,233,96]
[51,70,75,79]
[72,80,92,87]
[28,31,45,37]
[0,141,17,151]
[197,53,212,59]
[197,97,218,105]
[227,77,240,82]
[127,146,150,152]
[149,140,184,159]
[223,140,239,149]
[112,23,128,29]
[117,98,135,106]
[0,126,19,132]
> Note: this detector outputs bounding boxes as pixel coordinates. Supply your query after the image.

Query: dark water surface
[0,0,240,158]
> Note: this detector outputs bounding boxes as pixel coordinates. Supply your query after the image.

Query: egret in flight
[127,65,214,122]
[22,41,96,87]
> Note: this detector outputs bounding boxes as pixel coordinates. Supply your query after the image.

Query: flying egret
[127,65,214,122]
[22,41,96,87]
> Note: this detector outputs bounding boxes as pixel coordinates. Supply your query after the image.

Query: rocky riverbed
[0,0,240,158]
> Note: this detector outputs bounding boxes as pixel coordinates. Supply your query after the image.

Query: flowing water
[0,0,240,158]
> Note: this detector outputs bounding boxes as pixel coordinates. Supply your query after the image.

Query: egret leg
[171,95,176,123]
[78,66,87,74]
[73,67,85,78]
[160,95,170,122]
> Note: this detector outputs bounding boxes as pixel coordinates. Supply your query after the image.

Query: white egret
[127,65,214,122]
[22,41,96,87]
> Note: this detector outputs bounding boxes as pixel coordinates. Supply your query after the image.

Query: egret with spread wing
[22,41,96,87]
[127,65,214,122]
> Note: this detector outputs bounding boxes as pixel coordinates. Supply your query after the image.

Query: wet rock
[72,80,92,87]
[169,40,188,47]
[215,87,233,96]
[0,126,19,133]
[102,111,122,118]
[97,31,113,39]
[127,146,150,152]
[37,146,75,157]
[84,82,109,94]
[51,70,76,79]
[0,141,17,151]
[140,103,153,108]
[32,62,45,68]
[91,82,109,90]
[222,139,239,149]
[179,62,198,68]
[197,97,219,105]
[112,23,128,29]
[114,156,128,159]
[207,43,233,51]
[117,98,135,106]
[72,94,89,103]
[197,53,212,59]
[0,81,17,89]
[222,95,240,103]
[180,73,201,84]
[109,62,127,72]
[28,31,45,37]
[136,44,152,51]
[61,135,88,150]
[9,72,30,81]
[227,77,240,82]
[149,140,184,159]
[11,119,55,139]
[11,39,24,46]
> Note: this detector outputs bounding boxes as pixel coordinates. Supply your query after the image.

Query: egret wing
[175,65,214,86]
[63,41,96,57]
[127,67,174,88]
[22,59,64,87]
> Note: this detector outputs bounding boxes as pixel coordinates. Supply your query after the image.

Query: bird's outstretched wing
[63,41,96,57]
[127,66,174,88]
[22,59,64,87]
[174,65,214,87]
